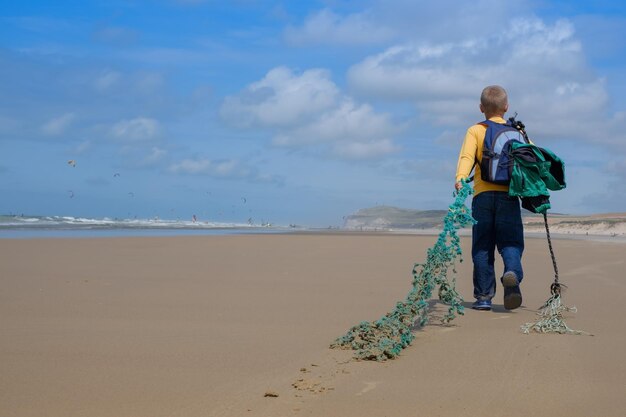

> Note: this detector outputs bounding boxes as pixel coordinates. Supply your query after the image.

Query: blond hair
[480,85,508,115]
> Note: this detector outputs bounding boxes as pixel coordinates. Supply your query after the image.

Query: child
[455,85,524,311]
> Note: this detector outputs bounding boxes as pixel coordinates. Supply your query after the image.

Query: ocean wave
[0,215,283,231]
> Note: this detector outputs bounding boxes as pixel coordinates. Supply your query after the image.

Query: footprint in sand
[292,377,329,394]
[356,381,380,396]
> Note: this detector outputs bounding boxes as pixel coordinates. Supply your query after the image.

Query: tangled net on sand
[521,288,590,335]
[331,181,476,361]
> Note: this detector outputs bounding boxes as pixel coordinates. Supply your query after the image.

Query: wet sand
[1,234,625,417]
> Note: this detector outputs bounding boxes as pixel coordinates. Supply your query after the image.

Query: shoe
[502,271,522,310]
[471,299,492,311]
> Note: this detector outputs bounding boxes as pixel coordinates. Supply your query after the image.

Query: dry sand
[1,233,625,417]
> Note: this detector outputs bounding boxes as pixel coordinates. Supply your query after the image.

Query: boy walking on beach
[455,85,524,311]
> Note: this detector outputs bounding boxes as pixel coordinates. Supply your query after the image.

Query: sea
[0,215,305,239]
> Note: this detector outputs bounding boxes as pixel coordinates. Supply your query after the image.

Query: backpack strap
[465,120,497,183]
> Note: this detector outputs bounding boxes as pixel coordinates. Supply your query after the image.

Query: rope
[331,180,476,361]
[521,211,590,335]
[520,293,588,335]
[542,212,561,296]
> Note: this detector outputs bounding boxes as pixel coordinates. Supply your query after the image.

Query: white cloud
[349,43,479,99]
[349,18,582,98]
[274,100,402,159]
[220,66,339,128]
[169,158,249,177]
[74,140,92,154]
[284,8,394,46]
[41,112,76,136]
[111,117,161,141]
[273,100,398,145]
[168,157,279,183]
[220,67,403,160]
[141,147,167,166]
[283,1,532,47]
[94,70,164,96]
[94,70,122,92]
[347,17,623,147]
[169,159,209,174]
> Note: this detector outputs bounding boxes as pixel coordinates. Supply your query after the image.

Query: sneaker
[502,271,522,310]
[471,299,492,311]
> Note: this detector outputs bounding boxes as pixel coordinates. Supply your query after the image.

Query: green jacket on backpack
[508,142,566,214]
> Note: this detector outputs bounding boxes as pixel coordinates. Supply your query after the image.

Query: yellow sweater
[455,116,509,196]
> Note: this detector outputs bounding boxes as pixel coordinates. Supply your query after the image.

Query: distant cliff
[343,206,626,237]
[343,206,448,230]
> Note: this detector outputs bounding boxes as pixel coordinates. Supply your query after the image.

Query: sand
[1,233,625,417]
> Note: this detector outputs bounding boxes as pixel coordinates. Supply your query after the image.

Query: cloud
[140,147,167,166]
[168,157,280,183]
[284,8,395,46]
[92,69,165,96]
[169,158,246,176]
[116,144,168,170]
[111,117,161,141]
[220,67,403,160]
[74,140,93,154]
[283,1,531,47]
[347,17,624,148]
[273,100,402,159]
[94,70,122,92]
[220,66,339,128]
[41,113,76,136]
[348,18,583,102]
[273,101,398,144]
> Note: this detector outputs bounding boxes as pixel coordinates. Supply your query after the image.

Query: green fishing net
[331,181,476,361]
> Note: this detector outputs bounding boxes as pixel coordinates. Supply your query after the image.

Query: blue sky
[1,0,626,226]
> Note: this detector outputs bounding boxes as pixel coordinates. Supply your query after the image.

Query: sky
[1,0,626,227]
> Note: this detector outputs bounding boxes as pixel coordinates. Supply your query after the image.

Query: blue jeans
[471,191,524,301]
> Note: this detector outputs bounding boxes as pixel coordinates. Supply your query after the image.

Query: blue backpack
[478,117,530,185]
